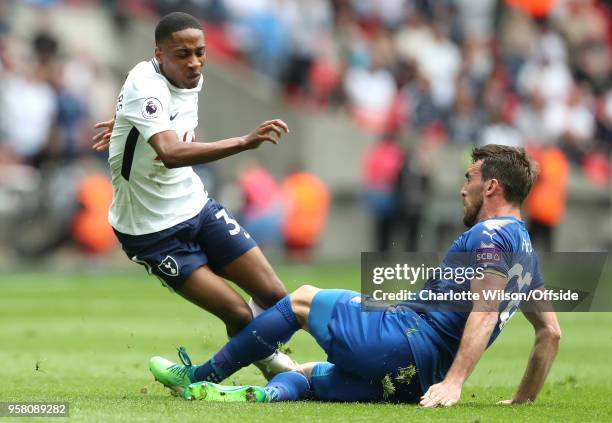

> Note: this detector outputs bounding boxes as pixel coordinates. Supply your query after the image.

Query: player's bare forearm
[512,325,560,403]
[149,119,289,168]
[503,307,561,404]
[419,310,498,407]
[445,310,499,385]
[153,134,248,168]
[420,272,507,408]
[444,272,507,385]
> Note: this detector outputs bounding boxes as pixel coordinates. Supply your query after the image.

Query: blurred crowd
[133,0,610,251]
[136,0,611,179]
[0,1,117,258]
[0,0,610,259]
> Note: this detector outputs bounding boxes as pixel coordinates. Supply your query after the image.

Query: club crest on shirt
[142,97,162,119]
[158,256,179,277]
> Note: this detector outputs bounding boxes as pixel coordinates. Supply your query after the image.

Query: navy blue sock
[264,371,310,402]
[193,296,300,383]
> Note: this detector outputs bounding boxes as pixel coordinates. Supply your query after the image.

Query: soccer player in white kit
[93,12,295,384]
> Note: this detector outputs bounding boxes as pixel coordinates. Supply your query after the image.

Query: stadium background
[0,0,610,266]
[1,1,611,421]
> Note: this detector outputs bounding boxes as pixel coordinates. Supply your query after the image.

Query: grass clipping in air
[382,365,417,399]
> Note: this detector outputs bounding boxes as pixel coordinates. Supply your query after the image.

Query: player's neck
[477,201,522,223]
[158,63,183,89]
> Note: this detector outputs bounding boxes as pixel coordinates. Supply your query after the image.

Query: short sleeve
[119,76,173,142]
[467,227,511,278]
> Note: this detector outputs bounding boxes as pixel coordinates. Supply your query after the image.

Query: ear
[484,178,499,197]
[154,46,162,64]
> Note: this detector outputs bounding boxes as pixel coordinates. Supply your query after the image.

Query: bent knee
[296,362,319,380]
[257,283,287,308]
[290,285,320,326]
[291,284,320,306]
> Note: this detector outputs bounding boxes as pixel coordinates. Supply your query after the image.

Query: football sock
[193,296,300,383]
[248,297,266,317]
[264,371,310,402]
[249,297,289,367]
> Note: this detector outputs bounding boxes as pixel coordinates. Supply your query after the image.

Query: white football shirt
[108,59,208,235]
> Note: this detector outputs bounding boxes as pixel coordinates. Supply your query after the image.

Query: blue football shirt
[399,216,544,391]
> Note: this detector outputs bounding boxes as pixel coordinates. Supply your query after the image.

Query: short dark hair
[155,12,202,46]
[471,144,539,205]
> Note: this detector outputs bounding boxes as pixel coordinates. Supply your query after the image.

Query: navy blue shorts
[307,290,423,403]
[113,198,257,291]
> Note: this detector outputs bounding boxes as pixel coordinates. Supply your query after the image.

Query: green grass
[1,265,611,422]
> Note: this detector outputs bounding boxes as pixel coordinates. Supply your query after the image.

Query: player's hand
[92,118,115,151]
[419,380,462,408]
[243,119,289,150]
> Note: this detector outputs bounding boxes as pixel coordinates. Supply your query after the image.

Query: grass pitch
[1,265,611,422]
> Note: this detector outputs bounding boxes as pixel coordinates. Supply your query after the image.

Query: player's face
[155,28,206,89]
[461,161,485,227]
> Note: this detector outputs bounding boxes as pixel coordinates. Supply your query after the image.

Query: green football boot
[149,346,195,396]
[183,381,267,402]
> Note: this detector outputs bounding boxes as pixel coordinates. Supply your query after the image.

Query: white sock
[248,297,267,318]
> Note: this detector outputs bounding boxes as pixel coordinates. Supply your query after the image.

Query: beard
[462,195,483,227]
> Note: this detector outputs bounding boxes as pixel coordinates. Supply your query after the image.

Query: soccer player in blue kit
[150,145,562,407]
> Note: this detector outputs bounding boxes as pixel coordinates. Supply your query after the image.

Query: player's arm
[420,272,506,408]
[148,119,288,168]
[92,116,289,165]
[498,289,561,405]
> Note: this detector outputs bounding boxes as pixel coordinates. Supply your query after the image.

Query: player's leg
[185,260,297,380]
[114,222,254,337]
[307,362,384,402]
[183,362,382,403]
[196,198,296,377]
[291,285,361,351]
[185,291,301,384]
[176,286,354,384]
[197,198,286,309]
[184,368,311,402]
[219,246,286,309]
[176,265,253,337]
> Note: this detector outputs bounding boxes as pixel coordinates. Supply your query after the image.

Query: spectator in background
[448,80,482,145]
[46,55,89,162]
[398,65,441,134]
[517,20,573,105]
[461,34,494,88]
[595,88,612,155]
[543,83,596,163]
[397,139,431,251]
[525,146,569,251]
[0,32,57,167]
[480,106,523,148]
[344,43,396,132]
[245,2,288,80]
[516,91,548,146]
[237,160,284,249]
[280,0,333,100]
[557,0,610,90]
[412,21,461,111]
[282,169,330,261]
[361,135,404,252]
